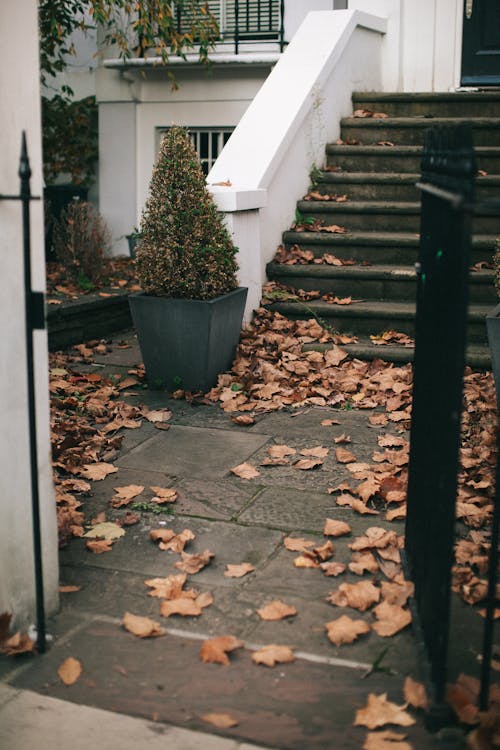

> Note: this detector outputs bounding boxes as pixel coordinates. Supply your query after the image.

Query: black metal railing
[0,134,46,653]
[173,0,285,54]
[404,123,499,720]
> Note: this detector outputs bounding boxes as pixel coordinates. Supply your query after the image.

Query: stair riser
[282,235,496,265]
[295,208,499,235]
[267,272,496,305]
[325,151,500,173]
[267,304,488,344]
[352,99,500,118]
[340,123,500,147]
[314,180,500,202]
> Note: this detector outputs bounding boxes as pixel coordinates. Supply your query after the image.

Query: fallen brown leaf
[293,457,323,470]
[224,563,255,578]
[403,676,428,710]
[327,581,380,611]
[324,518,351,537]
[200,635,244,665]
[160,593,213,618]
[354,693,416,729]
[257,600,297,621]
[201,712,239,728]
[175,550,215,574]
[325,615,370,646]
[58,657,82,685]
[335,447,357,464]
[251,644,295,667]
[145,409,172,423]
[81,462,118,481]
[122,612,165,638]
[363,730,412,750]
[284,537,315,552]
[150,486,178,503]
[371,601,411,636]
[320,561,347,577]
[59,585,82,593]
[230,462,261,479]
[85,539,114,554]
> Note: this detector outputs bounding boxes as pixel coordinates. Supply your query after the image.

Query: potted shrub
[129,126,247,392]
[487,238,500,405]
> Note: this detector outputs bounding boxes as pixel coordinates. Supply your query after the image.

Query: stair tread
[303,339,491,369]
[352,91,500,103]
[316,172,500,183]
[267,298,491,317]
[341,116,500,126]
[267,262,493,282]
[326,144,500,154]
[298,200,420,211]
[283,229,496,244]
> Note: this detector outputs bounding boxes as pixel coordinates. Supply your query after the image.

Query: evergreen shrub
[135,126,238,299]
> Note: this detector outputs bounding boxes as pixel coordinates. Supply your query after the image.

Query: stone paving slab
[0,684,269,750]
[60,516,283,584]
[116,425,272,480]
[8,617,439,750]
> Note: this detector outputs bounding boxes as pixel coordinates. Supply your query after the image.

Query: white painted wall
[349,0,463,91]
[0,0,59,629]
[208,10,386,320]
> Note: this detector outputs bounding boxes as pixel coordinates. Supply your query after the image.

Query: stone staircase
[266,92,500,367]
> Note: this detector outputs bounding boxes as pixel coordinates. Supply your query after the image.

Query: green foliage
[39,1,219,93]
[39,0,90,93]
[53,200,110,284]
[135,126,238,299]
[130,501,175,516]
[42,95,98,186]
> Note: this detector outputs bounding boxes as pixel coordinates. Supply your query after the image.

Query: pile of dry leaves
[46,257,140,304]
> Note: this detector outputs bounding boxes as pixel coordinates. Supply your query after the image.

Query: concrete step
[302,338,491,369]
[266,262,496,305]
[313,172,500,202]
[325,145,500,173]
[340,117,500,147]
[352,91,500,118]
[282,230,497,264]
[265,298,490,344]
[296,199,500,234]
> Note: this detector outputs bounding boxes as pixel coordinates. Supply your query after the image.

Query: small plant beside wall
[53,200,111,290]
[130,126,247,392]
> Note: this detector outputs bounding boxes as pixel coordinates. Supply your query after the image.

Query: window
[172,1,281,41]
[156,127,234,175]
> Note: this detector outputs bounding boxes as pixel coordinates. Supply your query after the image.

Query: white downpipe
[208,10,387,323]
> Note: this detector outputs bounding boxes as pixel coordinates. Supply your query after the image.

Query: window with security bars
[157,127,234,175]
[172,1,281,41]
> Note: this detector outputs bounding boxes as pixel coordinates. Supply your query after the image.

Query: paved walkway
[0,332,468,749]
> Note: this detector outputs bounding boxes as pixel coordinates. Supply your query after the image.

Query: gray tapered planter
[129,287,247,392]
[487,302,500,407]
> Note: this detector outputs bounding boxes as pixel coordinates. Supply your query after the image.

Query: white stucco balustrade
[207,9,387,323]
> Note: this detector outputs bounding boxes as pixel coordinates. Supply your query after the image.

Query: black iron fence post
[0,132,46,652]
[404,124,476,706]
